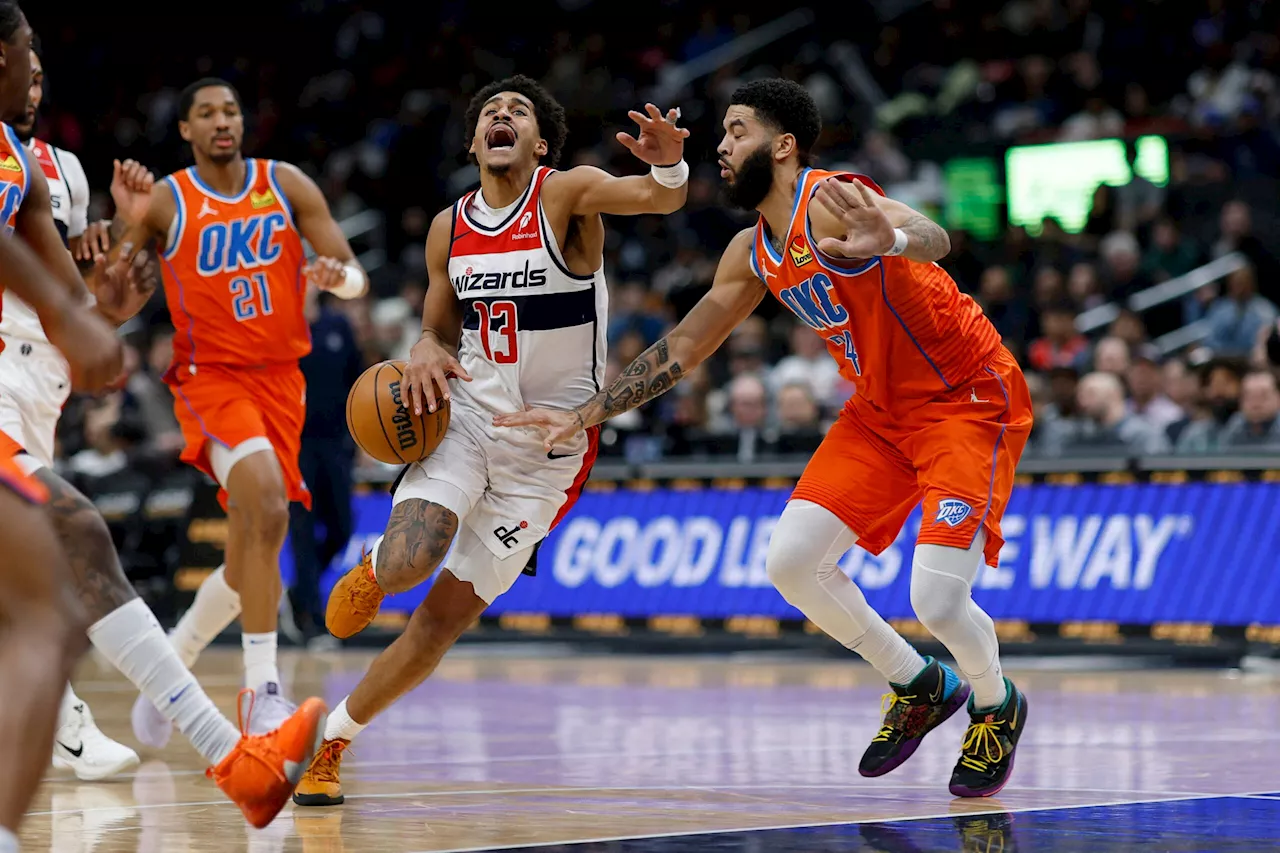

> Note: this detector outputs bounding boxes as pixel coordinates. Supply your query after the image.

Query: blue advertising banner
[283,482,1280,625]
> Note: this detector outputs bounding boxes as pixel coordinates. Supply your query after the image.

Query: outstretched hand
[110,159,155,229]
[813,178,896,260]
[492,407,582,452]
[616,103,689,167]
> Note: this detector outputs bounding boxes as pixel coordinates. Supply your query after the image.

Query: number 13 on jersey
[475,299,519,364]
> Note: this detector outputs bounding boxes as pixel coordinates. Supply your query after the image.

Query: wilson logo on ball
[388,381,418,452]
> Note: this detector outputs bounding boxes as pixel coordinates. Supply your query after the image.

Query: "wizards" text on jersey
[197,213,290,276]
[452,260,549,294]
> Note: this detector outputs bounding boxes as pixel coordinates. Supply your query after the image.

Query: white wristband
[650,160,689,189]
[883,228,909,257]
[330,264,366,300]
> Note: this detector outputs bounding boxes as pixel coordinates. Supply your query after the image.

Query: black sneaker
[949,678,1027,798]
[859,657,971,777]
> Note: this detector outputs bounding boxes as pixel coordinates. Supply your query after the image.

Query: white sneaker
[52,701,140,781]
[131,692,174,749]
[245,682,296,736]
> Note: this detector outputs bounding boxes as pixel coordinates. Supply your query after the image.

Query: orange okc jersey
[751,169,999,411]
[159,159,309,367]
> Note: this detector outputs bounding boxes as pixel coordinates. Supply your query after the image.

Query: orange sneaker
[207,688,328,829]
[325,551,385,638]
[293,738,350,806]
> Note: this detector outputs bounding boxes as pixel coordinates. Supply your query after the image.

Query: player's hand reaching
[91,248,158,327]
[71,220,113,263]
[304,256,348,292]
[41,299,124,393]
[813,178,896,260]
[492,407,582,452]
[404,332,472,416]
[111,159,155,228]
[617,103,689,167]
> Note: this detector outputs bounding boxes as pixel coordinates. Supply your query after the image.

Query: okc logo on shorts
[935,499,972,528]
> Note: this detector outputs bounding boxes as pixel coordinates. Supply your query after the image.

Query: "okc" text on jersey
[197,212,290,276]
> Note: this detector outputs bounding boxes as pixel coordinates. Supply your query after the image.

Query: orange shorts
[792,347,1032,567]
[0,428,46,504]
[167,362,311,511]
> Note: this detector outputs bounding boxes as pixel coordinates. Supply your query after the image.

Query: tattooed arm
[493,228,768,448]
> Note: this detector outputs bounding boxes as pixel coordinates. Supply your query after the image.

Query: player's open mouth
[214,136,235,149]
[486,124,516,150]
[719,161,733,179]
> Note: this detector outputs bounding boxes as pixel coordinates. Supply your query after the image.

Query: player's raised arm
[402,207,473,417]
[272,161,369,300]
[546,104,690,217]
[808,176,951,264]
[493,228,767,449]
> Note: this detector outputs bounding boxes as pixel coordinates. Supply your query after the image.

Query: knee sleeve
[909,533,986,632]
[765,500,856,601]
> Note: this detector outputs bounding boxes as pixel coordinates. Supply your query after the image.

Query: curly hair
[464,75,567,167]
[729,78,822,166]
[178,77,243,121]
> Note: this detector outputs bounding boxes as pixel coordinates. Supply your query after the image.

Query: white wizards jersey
[447,166,607,413]
[0,138,90,346]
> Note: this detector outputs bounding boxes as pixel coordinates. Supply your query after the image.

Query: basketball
[345,361,450,465]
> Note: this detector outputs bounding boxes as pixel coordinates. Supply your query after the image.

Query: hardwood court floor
[23,647,1280,852]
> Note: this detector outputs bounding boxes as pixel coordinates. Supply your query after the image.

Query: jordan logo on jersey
[198,198,218,219]
[196,212,290,276]
[788,235,814,267]
[935,499,972,528]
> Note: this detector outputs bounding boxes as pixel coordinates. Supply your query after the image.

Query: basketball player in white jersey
[7,43,140,781]
[288,74,689,805]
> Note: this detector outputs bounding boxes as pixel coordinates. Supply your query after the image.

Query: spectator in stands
[1108,308,1148,349]
[1144,217,1201,284]
[1126,344,1184,434]
[1067,261,1104,311]
[977,264,1028,347]
[1219,370,1280,448]
[1039,371,1170,456]
[774,382,826,454]
[1081,185,1119,250]
[1100,230,1154,303]
[1028,364,1078,455]
[1171,357,1246,452]
[1212,201,1280,304]
[769,323,841,414]
[1162,356,1200,413]
[1115,140,1165,234]
[124,328,183,458]
[1203,264,1278,356]
[699,374,778,462]
[288,292,365,644]
[608,280,667,349]
[1027,300,1088,371]
[1092,336,1132,375]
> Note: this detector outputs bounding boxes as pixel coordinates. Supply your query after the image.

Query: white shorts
[392,399,596,603]
[0,335,71,474]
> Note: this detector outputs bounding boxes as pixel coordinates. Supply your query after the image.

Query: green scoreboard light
[943,157,1002,240]
[1005,135,1169,235]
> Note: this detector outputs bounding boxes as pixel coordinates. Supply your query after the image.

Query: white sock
[322,697,368,742]
[0,826,16,853]
[170,565,241,668]
[967,656,1007,711]
[242,632,280,688]
[849,622,929,686]
[58,683,82,729]
[369,535,383,584]
[87,599,240,765]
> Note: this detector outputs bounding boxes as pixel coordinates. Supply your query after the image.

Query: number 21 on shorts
[476,300,518,364]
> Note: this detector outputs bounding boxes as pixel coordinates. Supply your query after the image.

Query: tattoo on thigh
[376,500,459,592]
[35,470,137,620]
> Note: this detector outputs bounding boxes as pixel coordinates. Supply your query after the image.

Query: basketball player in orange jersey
[293,75,689,806]
[499,79,1033,798]
[110,77,368,742]
[0,3,326,834]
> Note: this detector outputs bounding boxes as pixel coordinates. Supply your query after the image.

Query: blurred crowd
[30,0,1280,483]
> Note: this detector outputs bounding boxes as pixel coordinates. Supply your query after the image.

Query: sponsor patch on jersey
[250,189,276,209]
[935,499,972,528]
[30,142,59,180]
[0,154,22,173]
[789,235,813,267]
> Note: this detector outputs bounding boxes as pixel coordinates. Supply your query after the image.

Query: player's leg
[901,351,1033,797]
[296,525,520,807]
[32,466,326,824]
[767,409,970,777]
[0,483,85,850]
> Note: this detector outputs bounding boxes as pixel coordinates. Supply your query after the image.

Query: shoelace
[308,740,351,783]
[355,550,382,603]
[871,691,917,743]
[205,687,287,784]
[958,719,1006,773]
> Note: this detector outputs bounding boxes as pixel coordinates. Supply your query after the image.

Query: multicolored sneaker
[949,678,1027,798]
[859,657,970,777]
[293,738,350,806]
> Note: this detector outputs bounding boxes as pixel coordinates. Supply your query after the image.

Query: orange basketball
[345,361,450,465]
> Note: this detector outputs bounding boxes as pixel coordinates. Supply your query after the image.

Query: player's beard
[722,144,775,211]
